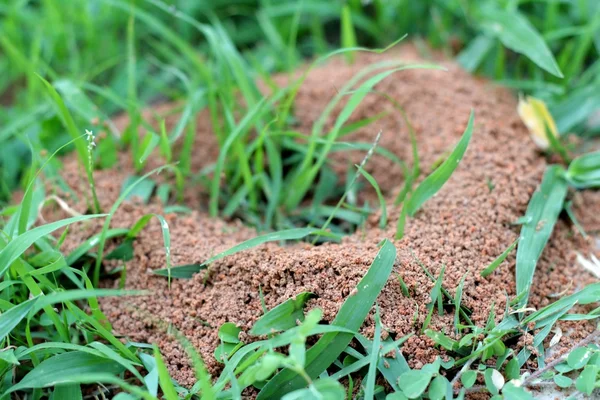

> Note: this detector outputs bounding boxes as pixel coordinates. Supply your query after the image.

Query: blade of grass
[0,214,106,277]
[356,165,387,228]
[515,165,568,309]
[38,75,101,213]
[480,239,518,278]
[93,165,173,286]
[154,227,339,278]
[406,111,474,216]
[479,7,563,77]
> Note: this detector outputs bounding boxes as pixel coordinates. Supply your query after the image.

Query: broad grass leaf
[155,228,338,278]
[9,352,124,392]
[356,165,387,228]
[0,214,106,277]
[120,176,156,204]
[256,240,396,399]
[250,292,315,335]
[66,228,129,265]
[52,384,82,400]
[406,111,474,216]
[0,297,37,342]
[515,166,568,308]
[567,151,600,188]
[479,8,563,77]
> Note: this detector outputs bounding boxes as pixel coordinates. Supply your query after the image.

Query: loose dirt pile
[51,46,599,391]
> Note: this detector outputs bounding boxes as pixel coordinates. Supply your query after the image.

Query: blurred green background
[1,0,599,203]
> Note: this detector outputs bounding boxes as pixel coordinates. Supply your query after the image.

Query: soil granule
[47,46,600,392]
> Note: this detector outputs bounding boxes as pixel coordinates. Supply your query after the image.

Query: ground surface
[50,46,600,394]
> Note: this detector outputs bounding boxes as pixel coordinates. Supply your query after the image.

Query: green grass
[1,0,600,399]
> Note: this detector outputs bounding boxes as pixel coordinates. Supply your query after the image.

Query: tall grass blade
[406,111,474,216]
[479,8,563,77]
[515,166,568,309]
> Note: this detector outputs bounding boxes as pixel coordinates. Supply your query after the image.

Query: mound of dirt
[50,46,599,393]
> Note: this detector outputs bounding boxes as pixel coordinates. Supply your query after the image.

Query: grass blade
[153,345,178,400]
[480,239,518,278]
[406,111,474,216]
[356,165,387,228]
[154,227,338,278]
[9,352,125,392]
[479,8,563,77]
[256,239,396,399]
[515,166,568,308]
[0,214,106,277]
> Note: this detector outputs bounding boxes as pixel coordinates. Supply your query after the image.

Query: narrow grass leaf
[356,165,387,228]
[9,352,125,392]
[155,228,338,278]
[153,346,178,400]
[406,111,474,216]
[0,297,37,342]
[480,239,518,278]
[364,307,382,400]
[341,5,357,64]
[256,239,396,399]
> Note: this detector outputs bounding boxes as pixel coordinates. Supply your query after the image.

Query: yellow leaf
[517,96,559,150]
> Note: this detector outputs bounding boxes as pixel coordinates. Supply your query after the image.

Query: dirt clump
[49,46,600,392]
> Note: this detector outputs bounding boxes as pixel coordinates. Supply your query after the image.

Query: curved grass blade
[0,214,106,277]
[515,165,568,309]
[17,136,82,236]
[479,8,563,77]
[0,297,37,342]
[480,239,518,278]
[356,165,387,228]
[406,111,474,216]
[8,352,125,393]
[256,239,396,399]
[93,165,173,286]
[566,151,600,189]
[66,228,129,265]
[154,227,338,278]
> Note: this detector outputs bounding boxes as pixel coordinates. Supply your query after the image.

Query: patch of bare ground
[47,45,599,395]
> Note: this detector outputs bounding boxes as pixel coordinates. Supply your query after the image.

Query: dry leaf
[517,95,559,150]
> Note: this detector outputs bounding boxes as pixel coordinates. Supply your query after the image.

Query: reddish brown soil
[46,46,599,394]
